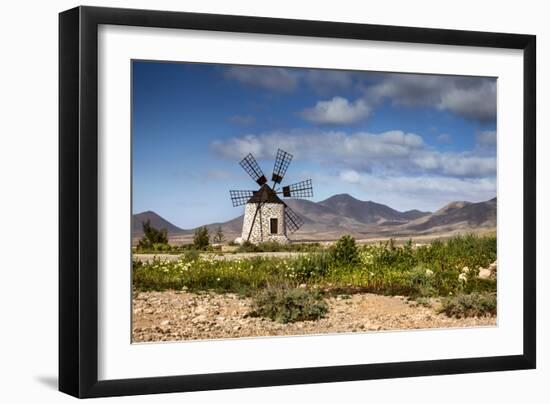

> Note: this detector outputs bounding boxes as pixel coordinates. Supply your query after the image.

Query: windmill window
[270,218,278,234]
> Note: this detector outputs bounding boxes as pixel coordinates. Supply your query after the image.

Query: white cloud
[365,74,497,122]
[437,133,452,143]
[332,170,496,211]
[477,130,497,146]
[210,129,495,179]
[438,80,497,122]
[301,97,371,125]
[304,70,355,95]
[412,152,496,177]
[211,130,424,167]
[224,66,297,92]
[340,169,361,184]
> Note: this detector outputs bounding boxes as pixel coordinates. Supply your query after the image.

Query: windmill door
[270,218,278,234]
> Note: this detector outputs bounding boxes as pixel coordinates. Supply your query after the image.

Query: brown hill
[133,211,183,236]
[402,198,496,233]
[132,196,496,242]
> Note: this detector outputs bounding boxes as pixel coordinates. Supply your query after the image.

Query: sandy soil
[134,228,496,247]
[132,290,496,343]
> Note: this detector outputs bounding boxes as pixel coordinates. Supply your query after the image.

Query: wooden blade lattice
[240,154,267,186]
[281,179,313,198]
[230,190,256,207]
[271,149,293,184]
[284,205,304,233]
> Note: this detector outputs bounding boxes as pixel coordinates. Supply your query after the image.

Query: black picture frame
[59,5,536,398]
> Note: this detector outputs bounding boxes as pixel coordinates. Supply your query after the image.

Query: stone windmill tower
[230,149,313,244]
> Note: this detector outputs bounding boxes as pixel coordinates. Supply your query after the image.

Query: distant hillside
[402,198,497,233]
[132,195,496,242]
[133,211,183,236]
[318,194,430,224]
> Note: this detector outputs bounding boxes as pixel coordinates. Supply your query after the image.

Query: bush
[193,226,210,250]
[137,220,168,249]
[212,226,225,244]
[439,292,497,318]
[237,241,260,253]
[249,286,329,323]
[330,235,359,266]
[292,252,331,281]
[407,266,437,297]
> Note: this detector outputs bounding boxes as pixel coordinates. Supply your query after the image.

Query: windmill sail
[240,153,267,186]
[284,205,304,233]
[231,148,311,242]
[230,190,256,207]
[281,179,313,198]
[271,149,293,184]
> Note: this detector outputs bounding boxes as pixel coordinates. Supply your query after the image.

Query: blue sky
[132,60,497,229]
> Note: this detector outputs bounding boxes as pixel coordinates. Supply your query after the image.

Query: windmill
[230,149,313,244]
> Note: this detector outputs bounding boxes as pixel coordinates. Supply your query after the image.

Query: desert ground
[132,290,496,342]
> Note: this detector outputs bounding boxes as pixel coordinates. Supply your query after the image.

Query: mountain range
[133,194,496,242]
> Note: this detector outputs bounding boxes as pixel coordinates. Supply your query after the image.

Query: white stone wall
[241,203,289,244]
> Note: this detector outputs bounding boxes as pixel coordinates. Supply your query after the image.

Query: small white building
[241,184,289,244]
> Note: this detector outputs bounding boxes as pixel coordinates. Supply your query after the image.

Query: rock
[160,320,170,326]
[233,325,241,331]
[478,268,493,279]
[191,315,207,323]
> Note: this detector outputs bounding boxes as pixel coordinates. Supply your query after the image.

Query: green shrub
[212,226,225,244]
[407,266,437,297]
[183,249,200,262]
[292,252,331,281]
[439,292,497,318]
[249,286,328,323]
[132,234,497,299]
[237,241,260,252]
[193,226,210,250]
[137,220,168,249]
[330,235,359,266]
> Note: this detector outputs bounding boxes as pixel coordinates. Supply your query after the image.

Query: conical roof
[247,184,284,204]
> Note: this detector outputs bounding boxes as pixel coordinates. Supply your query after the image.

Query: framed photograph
[59,6,536,398]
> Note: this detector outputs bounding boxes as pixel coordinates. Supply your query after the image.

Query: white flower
[425,269,434,277]
[458,273,468,283]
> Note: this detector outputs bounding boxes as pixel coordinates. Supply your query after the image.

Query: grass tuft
[248,286,329,323]
[438,292,497,318]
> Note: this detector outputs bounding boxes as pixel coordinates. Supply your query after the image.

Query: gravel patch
[132,291,496,342]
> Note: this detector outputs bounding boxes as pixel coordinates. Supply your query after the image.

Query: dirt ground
[132,290,496,343]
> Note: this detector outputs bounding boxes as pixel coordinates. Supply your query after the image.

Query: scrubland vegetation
[133,233,497,322]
